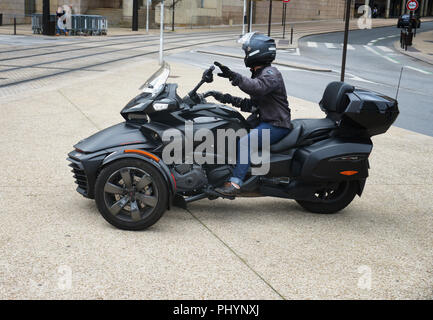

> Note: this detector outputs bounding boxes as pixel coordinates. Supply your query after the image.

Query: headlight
[153,103,169,111]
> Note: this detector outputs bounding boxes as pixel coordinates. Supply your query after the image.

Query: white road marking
[364,45,400,64]
[282,48,300,56]
[405,66,432,75]
[325,42,336,48]
[377,46,393,53]
[345,72,378,84]
[347,44,355,50]
[364,45,380,54]
[307,41,318,48]
[383,56,399,64]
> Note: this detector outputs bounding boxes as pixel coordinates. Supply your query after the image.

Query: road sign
[283,0,291,2]
[407,0,419,11]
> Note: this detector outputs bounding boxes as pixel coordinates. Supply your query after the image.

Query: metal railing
[31,14,108,36]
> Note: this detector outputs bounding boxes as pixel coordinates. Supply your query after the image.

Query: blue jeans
[56,25,67,35]
[230,122,290,186]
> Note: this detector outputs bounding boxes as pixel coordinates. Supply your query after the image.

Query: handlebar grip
[202,91,215,98]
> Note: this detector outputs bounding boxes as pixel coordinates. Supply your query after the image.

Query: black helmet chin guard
[238,32,277,68]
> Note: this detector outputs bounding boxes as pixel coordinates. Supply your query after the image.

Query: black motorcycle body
[68,64,399,230]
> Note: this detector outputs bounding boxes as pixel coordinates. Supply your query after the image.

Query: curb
[393,40,433,66]
[195,50,332,73]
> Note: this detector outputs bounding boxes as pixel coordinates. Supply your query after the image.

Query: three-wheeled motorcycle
[68,63,399,230]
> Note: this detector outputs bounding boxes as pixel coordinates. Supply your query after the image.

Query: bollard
[400,31,403,49]
[0,13,3,26]
[290,27,293,45]
[14,16,16,35]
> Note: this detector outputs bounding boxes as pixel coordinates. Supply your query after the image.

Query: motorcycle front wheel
[296,180,358,214]
[95,159,168,231]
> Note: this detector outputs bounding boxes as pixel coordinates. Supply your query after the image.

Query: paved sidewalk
[395,29,433,65]
[0,59,432,299]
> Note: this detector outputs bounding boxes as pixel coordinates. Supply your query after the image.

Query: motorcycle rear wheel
[296,180,358,214]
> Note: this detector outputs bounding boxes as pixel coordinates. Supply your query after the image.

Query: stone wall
[34,0,86,15]
[254,0,348,24]
[0,0,27,24]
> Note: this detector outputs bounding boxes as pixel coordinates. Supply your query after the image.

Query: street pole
[242,0,247,35]
[283,3,287,38]
[160,0,164,65]
[268,0,272,37]
[172,0,175,32]
[132,0,138,31]
[247,0,251,33]
[282,1,285,25]
[341,0,351,82]
[42,0,50,36]
[249,0,253,32]
[146,0,150,33]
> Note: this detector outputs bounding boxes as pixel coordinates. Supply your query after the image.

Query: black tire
[296,181,358,214]
[95,159,168,231]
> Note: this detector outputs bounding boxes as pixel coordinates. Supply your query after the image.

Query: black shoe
[214,182,240,197]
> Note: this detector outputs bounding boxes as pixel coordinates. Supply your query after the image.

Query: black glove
[205,91,255,112]
[205,91,239,104]
[214,61,235,81]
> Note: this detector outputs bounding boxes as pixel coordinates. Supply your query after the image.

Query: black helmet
[238,32,276,68]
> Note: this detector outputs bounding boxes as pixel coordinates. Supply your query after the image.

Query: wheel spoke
[130,201,141,221]
[109,196,129,216]
[120,168,132,189]
[104,182,124,195]
[136,175,152,191]
[136,193,157,208]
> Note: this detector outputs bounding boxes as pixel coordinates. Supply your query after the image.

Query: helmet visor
[237,32,257,46]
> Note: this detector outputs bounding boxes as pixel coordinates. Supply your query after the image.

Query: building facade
[1,0,432,26]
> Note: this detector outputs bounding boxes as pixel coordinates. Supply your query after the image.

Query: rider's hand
[214,62,235,81]
[205,91,234,104]
[205,90,224,101]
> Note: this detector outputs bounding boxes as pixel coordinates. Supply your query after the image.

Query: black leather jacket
[231,65,292,129]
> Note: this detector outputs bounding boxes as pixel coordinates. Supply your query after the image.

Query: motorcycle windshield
[139,62,170,97]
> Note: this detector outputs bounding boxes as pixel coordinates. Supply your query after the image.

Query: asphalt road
[168,22,433,137]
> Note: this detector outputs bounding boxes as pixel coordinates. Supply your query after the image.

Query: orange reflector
[340,170,358,176]
[124,149,160,162]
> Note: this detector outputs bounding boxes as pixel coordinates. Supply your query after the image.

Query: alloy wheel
[103,167,158,222]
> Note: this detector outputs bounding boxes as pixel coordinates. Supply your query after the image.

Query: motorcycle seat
[270,118,336,153]
[270,123,302,153]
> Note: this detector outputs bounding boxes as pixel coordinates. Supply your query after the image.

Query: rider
[211,32,292,196]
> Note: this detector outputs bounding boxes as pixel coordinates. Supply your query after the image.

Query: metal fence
[32,14,108,36]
